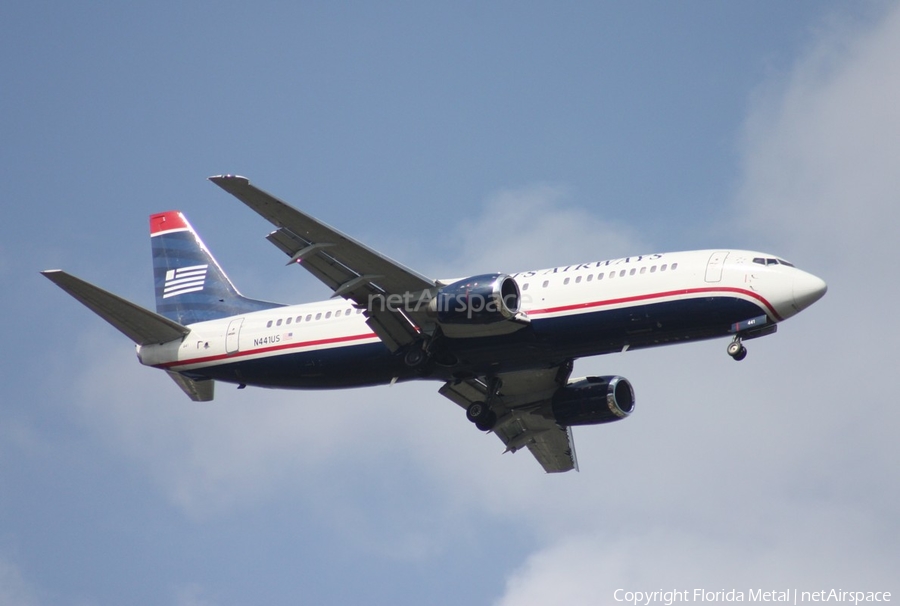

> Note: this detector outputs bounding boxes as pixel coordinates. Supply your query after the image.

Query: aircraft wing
[439,363,579,473]
[209,175,436,351]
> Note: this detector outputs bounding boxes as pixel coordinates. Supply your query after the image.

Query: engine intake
[552,376,635,426]
[429,273,520,325]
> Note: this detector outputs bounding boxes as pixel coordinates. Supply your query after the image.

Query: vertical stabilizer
[151,211,283,325]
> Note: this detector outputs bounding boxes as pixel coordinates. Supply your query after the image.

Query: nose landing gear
[727,338,747,361]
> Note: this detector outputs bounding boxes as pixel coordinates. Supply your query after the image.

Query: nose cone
[792,271,827,311]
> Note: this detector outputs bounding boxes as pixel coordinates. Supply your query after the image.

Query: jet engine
[551,376,635,426]
[428,273,521,325]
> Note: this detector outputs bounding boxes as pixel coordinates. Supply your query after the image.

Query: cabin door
[225,318,244,354]
[704,251,729,283]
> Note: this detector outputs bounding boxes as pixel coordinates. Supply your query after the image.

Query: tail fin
[151,211,283,325]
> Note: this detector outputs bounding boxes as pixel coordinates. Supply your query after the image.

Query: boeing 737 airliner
[43,176,827,472]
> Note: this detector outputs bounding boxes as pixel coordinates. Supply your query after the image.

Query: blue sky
[3,2,899,604]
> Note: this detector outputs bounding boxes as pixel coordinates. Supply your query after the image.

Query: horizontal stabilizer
[166,371,215,401]
[42,270,190,345]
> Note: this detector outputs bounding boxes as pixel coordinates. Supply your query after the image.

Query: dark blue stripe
[190,295,767,389]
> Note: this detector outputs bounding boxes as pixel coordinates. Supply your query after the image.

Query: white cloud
[495,516,897,606]
[74,330,424,518]
[0,556,39,606]
[436,184,646,277]
[174,584,217,606]
[736,5,900,269]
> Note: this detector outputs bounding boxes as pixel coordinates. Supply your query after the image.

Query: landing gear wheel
[727,339,747,361]
[466,401,488,423]
[404,346,426,367]
[475,411,497,432]
[466,402,496,430]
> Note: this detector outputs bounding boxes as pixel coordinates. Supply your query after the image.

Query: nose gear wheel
[727,338,747,361]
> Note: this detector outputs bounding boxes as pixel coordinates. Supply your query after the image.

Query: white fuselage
[137,249,825,388]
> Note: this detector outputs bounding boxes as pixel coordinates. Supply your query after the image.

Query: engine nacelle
[428,273,521,325]
[551,376,635,426]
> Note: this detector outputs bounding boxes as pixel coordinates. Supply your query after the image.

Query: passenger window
[306,314,312,321]
[598,273,604,280]
[619,270,626,277]
[357,309,363,314]
[325,311,332,319]
[315,313,322,320]
[650,266,656,273]
[335,310,342,317]
[286,317,292,325]
[542,280,549,288]
[266,320,273,328]
[586,274,593,282]
[276,319,282,326]
[296,316,302,323]
[629,268,636,276]
[640,267,646,274]
[608,272,614,279]
[661,264,668,271]
[522,283,529,291]
[671,262,678,270]
[575,276,582,284]
[564,277,570,285]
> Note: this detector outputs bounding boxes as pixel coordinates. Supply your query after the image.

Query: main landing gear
[727,337,747,361]
[403,346,426,367]
[465,376,501,431]
[466,401,497,432]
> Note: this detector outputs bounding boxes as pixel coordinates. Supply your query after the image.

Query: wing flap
[524,425,579,473]
[42,270,190,345]
[495,408,578,473]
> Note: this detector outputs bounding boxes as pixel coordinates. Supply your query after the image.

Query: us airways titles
[367,254,671,314]
[509,253,665,279]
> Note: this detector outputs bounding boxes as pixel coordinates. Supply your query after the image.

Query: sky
[2,2,899,604]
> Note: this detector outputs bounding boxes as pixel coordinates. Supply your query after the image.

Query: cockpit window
[753,257,794,267]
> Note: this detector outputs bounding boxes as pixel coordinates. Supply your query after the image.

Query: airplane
[42,175,827,473]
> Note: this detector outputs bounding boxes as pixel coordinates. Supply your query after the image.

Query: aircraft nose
[792,271,827,311]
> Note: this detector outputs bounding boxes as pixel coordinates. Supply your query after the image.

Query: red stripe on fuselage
[159,286,779,370]
[158,331,380,370]
[528,286,782,322]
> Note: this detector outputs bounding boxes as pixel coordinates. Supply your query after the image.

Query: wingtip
[41,269,69,287]
[208,174,249,186]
